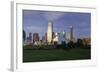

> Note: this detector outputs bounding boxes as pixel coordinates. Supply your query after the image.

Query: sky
[23,10,91,39]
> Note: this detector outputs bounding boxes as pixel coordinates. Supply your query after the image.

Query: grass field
[23,48,91,62]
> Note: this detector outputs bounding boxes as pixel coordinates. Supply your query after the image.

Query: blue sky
[23,10,91,39]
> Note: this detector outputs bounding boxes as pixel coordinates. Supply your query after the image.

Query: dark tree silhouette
[61,41,66,49]
[67,41,75,48]
[76,39,84,48]
[23,30,26,41]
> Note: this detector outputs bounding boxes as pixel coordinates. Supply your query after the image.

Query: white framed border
[11,1,97,72]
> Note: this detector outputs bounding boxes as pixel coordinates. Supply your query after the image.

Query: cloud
[25,26,45,33]
[43,12,66,21]
[23,10,39,16]
[23,10,67,21]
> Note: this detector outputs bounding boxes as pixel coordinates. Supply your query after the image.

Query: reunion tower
[47,21,53,44]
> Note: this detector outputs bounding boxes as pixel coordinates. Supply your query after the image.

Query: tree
[67,41,75,48]
[61,41,66,49]
[76,39,84,48]
[54,41,58,46]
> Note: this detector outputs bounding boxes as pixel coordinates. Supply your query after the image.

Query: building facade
[33,33,40,45]
[47,21,53,44]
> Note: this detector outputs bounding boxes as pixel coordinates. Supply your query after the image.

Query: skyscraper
[70,26,73,41]
[65,32,70,43]
[33,33,40,45]
[42,33,47,44]
[53,32,59,43]
[29,32,32,42]
[58,32,66,44]
[65,26,75,43]
[23,30,26,41]
[47,21,53,44]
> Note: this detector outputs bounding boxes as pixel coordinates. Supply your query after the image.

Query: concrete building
[65,26,74,43]
[65,32,71,43]
[69,26,73,41]
[33,33,40,45]
[29,32,32,42]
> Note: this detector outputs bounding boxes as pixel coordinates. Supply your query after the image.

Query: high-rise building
[24,32,32,45]
[42,33,47,44]
[53,32,59,43]
[23,30,26,45]
[47,21,53,44]
[58,32,66,44]
[65,26,74,43]
[23,30,26,41]
[29,32,32,42]
[33,33,40,45]
[65,32,70,43]
[70,26,73,41]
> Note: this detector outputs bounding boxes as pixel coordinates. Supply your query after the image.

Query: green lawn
[23,48,91,62]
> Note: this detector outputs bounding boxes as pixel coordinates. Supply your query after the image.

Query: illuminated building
[47,21,53,44]
[53,32,59,43]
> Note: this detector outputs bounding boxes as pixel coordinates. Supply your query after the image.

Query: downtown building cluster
[23,21,84,46]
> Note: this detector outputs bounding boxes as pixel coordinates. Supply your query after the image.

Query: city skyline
[23,10,91,39]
